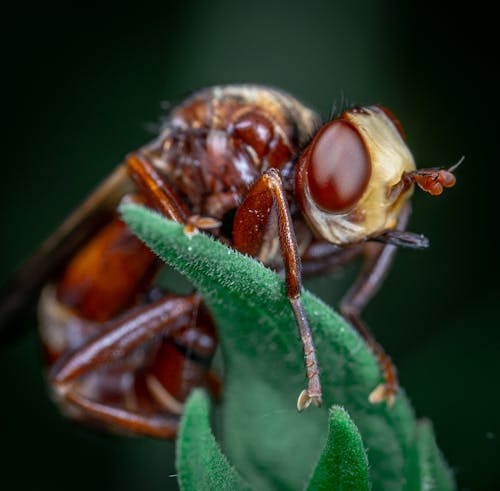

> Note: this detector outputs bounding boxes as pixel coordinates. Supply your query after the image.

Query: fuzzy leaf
[306,406,369,491]
[416,420,456,491]
[121,204,454,491]
[176,389,251,491]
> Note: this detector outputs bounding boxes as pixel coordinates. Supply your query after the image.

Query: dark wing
[0,165,133,337]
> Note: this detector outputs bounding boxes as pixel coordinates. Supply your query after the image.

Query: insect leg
[301,241,364,277]
[126,153,188,223]
[63,391,180,438]
[50,294,197,386]
[339,203,412,406]
[339,243,399,406]
[233,168,322,410]
[126,153,221,233]
[49,294,202,437]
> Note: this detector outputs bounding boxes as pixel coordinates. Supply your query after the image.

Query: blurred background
[1,2,497,490]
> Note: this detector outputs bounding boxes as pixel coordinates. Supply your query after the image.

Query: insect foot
[297,389,322,411]
[369,383,397,408]
[183,215,221,236]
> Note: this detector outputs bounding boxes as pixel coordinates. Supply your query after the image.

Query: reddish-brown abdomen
[57,219,158,321]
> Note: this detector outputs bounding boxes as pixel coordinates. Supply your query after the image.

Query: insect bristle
[326,91,359,122]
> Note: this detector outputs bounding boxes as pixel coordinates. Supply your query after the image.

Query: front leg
[340,203,412,406]
[300,237,400,405]
[126,153,220,233]
[339,242,399,406]
[233,169,322,410]
[301,240,364,277]
[126,153,188,223]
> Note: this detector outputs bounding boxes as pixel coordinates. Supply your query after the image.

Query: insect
[0,84,458,437]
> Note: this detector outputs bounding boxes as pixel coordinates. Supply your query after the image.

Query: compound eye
[376,105,407,140]
[306,121,371,213]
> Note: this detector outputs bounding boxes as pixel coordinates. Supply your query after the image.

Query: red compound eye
[376,105,407,141]
[306,120,371,213]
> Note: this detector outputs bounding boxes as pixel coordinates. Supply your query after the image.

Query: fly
[0,85,458,436]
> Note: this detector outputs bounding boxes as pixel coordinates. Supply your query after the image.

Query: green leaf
[121,204,454,491]
[306,406,369,491]
[416,420,456,491]
[176,389,251,491]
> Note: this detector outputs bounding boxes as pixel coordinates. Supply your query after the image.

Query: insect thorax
[141,85,320,218]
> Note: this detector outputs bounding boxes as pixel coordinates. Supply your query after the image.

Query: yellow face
[295,106,416,245]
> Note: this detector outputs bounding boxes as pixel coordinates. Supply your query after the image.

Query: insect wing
[0,165,133,335]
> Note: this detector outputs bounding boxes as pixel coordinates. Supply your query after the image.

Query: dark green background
[1,2,497,490]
